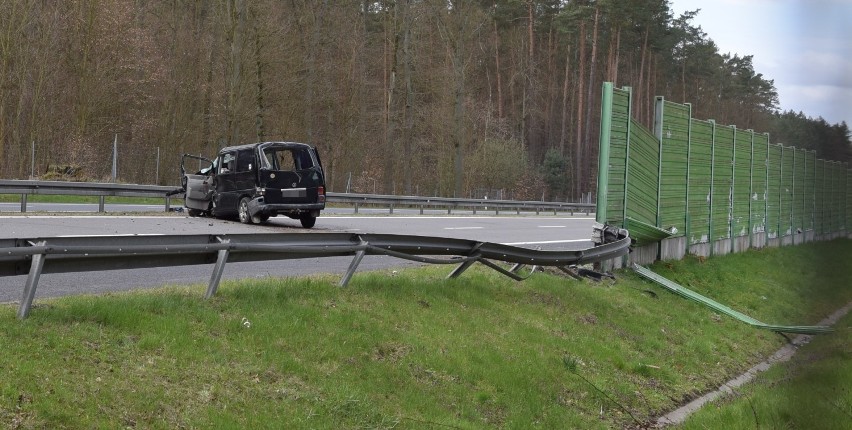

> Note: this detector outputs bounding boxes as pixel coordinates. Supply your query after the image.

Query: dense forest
[1,0,849,199]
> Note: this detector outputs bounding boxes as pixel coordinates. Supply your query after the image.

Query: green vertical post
[596,82,614,224]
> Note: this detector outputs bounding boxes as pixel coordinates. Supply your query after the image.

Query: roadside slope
[1,239,850,428]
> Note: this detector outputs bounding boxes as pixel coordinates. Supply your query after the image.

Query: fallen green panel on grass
[632,265,833,335]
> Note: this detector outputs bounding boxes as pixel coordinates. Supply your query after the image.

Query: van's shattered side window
[237,150,254,172]
[261,147,314,171]
[221,152,236,173]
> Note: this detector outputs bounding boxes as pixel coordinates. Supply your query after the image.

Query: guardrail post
[354,203,359,214]
[389,204,394,214]
[98,196,106,212]
[205,238,230,299]
[21,194,27,213]
[165,196,171,212]
[447,243,484,279]
[340,239,368,287]
[18,241,47,319]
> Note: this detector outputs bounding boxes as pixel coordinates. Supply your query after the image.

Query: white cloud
[670,0,852,124]
[781,85,852,123]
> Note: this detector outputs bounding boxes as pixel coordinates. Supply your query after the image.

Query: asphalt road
[0,212,596,303]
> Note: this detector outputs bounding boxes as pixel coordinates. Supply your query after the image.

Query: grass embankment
[1,240,850,428]
[677,305,852,429]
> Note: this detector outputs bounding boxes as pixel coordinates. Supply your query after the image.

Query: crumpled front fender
[247,197,265,217]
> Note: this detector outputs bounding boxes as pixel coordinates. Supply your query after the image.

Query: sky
[668,0,852,126]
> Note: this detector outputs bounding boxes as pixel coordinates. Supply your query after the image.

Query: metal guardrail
[1,228,629,319]
[0,180,594,215]
[0,180,180,212]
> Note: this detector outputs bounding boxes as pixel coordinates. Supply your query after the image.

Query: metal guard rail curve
[0,179,594,214]
[0,229,629,319]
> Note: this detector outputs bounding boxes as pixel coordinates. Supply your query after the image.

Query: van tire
[299,214,317,228]
[238,197,253,224]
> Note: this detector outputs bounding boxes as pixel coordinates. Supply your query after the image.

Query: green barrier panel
[766,144,782,239]
[847,164,851,232]
[780,146,794,237]
[597,85,631,227]
[626,118,661,235]
[751,133,769,239]
[815,159,825,235]
[847,165,851,232]
[594,82,849,256]
[833,162,844,232]
[792,148,804,233]
[655,98,690,236]
[688,119,714,244]
[712,124,734,241]
[805,151,816,231]
[826,161,834,233]
[732,128,753,240]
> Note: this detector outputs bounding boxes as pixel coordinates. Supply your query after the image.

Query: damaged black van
[180,142,326,228]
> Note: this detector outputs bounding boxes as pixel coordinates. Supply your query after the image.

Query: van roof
[219,141,313,153]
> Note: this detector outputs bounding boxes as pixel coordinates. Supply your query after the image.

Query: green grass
[676,308,852,430]
[1,239,850,428]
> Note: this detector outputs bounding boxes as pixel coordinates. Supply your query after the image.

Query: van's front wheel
[238,197,253,224]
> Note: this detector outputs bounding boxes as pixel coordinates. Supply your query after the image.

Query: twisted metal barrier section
[1,228,629,319]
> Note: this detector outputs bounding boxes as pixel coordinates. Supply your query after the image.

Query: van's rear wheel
[299,214,317,228]
[238,197,253,224]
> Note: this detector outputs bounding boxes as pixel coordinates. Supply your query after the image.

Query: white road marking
[538,225,566,228]
[443,227,484,230]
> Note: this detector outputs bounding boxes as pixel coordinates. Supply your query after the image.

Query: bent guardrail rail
[0,227,629,319]
[0,180,594,215]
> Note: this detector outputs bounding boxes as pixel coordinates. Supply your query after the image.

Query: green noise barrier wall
[596,83,850,266]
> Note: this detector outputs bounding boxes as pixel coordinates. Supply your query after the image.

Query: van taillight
[318,186,326,203]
